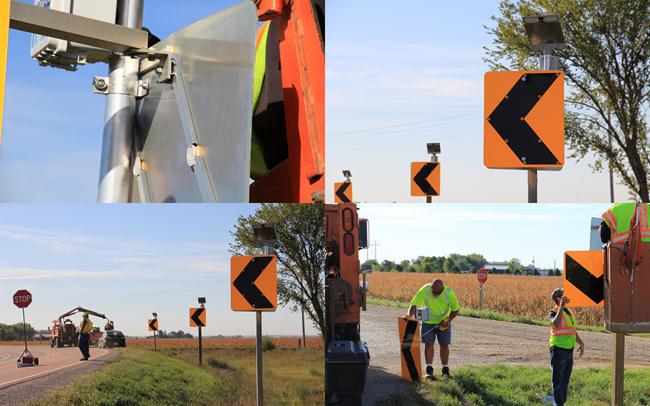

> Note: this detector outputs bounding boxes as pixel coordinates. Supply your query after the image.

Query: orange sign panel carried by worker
[564,250,604,307]
[0,0,10,145]
[411,162,440,197]
[334,182,352,203]
[148,319,159,332]
[398,317,421,382]
[231,255,277,311]
[189,308,206,328]
[484,71,564,169]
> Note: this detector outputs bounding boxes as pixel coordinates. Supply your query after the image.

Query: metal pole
[527,169,538,203]
[97,0,144,202]
[479,284,483,311]
[198,326,203,366]
[301,296,306,349]
[256,311,263,406]
[153,330,156,352]
[23,308,27,351]
[612,333,625,406]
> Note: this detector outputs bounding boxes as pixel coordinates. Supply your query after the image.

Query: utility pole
[97,0,144,202]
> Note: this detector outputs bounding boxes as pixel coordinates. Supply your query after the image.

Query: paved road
[361,305,650,405]
[0,344,114,405]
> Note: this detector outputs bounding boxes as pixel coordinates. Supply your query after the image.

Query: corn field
[367,272,603,327]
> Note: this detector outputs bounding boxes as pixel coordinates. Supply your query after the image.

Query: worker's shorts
[421,322,451,345]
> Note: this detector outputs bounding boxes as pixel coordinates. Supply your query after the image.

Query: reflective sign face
[0,1,10,145]
[189,308,206,327]
[334,182,352,203]
[231,255,277,311]
[398,317,421,382]
[564,250,604,307]
[411,162,440,197]
[484,71,564,169]
[148,319,159,332]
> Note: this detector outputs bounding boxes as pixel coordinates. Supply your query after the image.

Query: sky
[326,0,630,203]
[0,204,320,337]
[0,0,242,202]
[358,203,610,270]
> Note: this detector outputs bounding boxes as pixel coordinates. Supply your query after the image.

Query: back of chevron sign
[484,71,564,169]
[564,250,604,307]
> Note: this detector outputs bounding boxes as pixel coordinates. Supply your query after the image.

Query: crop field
[368,272,603,326]
[127,336,323,349]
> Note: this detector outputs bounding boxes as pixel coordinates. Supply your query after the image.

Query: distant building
[484,262,508,274]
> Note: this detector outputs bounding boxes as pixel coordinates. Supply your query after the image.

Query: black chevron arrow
[191,308,205,327]
[565,254,604,304]
[149,319,158,331]
[413,163,438,196]
[488,73,561,165]
[336,182,351,203]
[234,256,273,308]
[401,319,420,382]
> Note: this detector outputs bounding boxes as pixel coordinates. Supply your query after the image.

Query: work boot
[441,366,450,377]
[80,358,88,361]
[425,365,436,381]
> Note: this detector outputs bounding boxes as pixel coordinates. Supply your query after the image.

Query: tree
[507,258,524,274]
[230,204,325,339]
[485,0,650,201]
[362,259,380,271]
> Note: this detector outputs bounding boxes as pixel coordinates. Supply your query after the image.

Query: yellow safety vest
[250,22,271,179]
[80,319,93,334]
[602,203,650,243]
[549,306,577,349]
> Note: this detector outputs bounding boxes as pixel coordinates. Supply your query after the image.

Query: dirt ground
[361,304,650,405]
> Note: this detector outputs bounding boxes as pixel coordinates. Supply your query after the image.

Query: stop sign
[477,269,488,284]
[13,290,32,308]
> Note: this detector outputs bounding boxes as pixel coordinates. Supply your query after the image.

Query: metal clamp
[92,75,149,97]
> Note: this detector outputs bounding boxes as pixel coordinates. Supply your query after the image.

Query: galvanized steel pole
[97,0,143,202]
[256,310,263,406]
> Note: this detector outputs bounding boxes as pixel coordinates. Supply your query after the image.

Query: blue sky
[326,0,629,203]
[358,203,610,269]
[0,204,319,337]
[0,0,242,202]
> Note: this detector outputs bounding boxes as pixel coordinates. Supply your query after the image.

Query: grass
[32,346,323,406]
[379,364,650,406]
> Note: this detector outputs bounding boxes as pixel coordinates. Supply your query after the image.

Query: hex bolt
[94,77,108,92]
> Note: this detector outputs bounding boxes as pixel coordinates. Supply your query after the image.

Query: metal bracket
[92,75,149,97]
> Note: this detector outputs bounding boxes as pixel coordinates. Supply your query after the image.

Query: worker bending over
[407,279,460,379]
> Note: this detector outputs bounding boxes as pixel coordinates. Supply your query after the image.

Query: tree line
[362,254,562,276]
[0,323,36,341]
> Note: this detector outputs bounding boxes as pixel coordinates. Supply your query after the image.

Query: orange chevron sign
[334,182,352,203]
[564,250,604,307]
[411,162,440,197]
[398,317,421,382]
[484,71,564,169]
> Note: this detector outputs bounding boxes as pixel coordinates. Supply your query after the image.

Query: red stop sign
[13,290,32,308]
[477,269,488,284]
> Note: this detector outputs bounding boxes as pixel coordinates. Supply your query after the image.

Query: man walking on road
[407,278,460,380]
[548,288,584,406]
[78,313,93,361]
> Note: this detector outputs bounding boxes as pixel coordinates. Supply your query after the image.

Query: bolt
[94,77,108,91]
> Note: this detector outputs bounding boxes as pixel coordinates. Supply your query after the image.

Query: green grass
[32,347,323,406]
[368,297,614,334]
[380,365,650,406]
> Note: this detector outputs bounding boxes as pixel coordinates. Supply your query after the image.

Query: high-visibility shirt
[410,284,460,324]
[602,203,650,243]
[80,318,93,334]
[549,306,577,349]
[250,22,271,179]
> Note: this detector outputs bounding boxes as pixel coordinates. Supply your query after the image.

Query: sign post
[190,299,207,366]
[13,289,38,367]
[148,317,158,351]
[477,269,488,310]
[231,254,278,406]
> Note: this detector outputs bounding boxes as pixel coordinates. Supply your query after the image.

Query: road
[361,305,650,405]
[0,344,114,405]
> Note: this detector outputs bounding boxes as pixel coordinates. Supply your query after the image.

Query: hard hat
[551,288,564,301]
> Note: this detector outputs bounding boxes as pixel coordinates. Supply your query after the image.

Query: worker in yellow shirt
[78,313,93,361]
[407,279,460,380]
